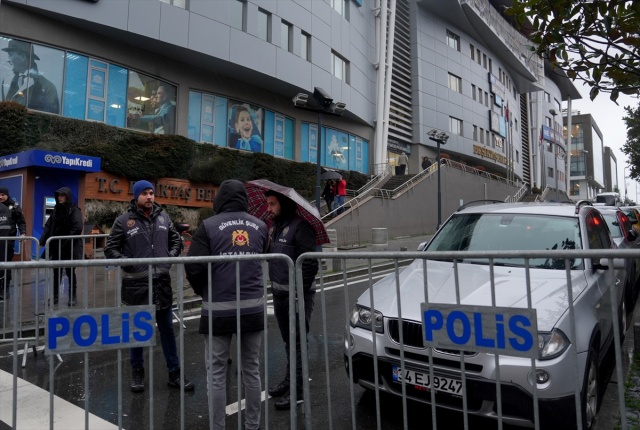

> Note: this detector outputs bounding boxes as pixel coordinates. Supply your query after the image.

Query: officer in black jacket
[0,186,26,300]
[105,180,194,393]
[265,190,319,410]
[39,187,83,306]
[0,198,16,301]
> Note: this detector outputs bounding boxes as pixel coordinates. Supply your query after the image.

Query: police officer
[104,180,194,393]
[0,186,26,301]
[265,190,318,410]
[185,180,268,430]
[0,198,16,301]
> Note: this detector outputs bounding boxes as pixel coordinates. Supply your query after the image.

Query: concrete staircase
[375,174,417,196]
[521,193,539,203]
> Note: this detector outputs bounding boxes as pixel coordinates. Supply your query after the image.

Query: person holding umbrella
[321,179,335,215]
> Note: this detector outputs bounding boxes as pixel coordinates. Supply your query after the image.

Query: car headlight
[349,305,384,333]
[538,329,570,360]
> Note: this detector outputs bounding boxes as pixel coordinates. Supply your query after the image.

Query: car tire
[581,344,599,430]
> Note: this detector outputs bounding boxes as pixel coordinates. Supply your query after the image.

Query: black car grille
[387,319,476,356]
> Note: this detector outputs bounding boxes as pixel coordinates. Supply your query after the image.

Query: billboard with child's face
[227,101,264,152]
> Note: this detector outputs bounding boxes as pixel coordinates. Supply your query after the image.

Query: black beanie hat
[0,187,8,196]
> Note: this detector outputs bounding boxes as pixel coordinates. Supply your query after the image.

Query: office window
[280,21,292,51]
[257,9,270,42]
[159,0,186,8]
[332,52,349,83]
[470,44,475,60]
[473,125,478,141]
[126,71,177,135]
[544,92,550,102]
[450,117,462,136]
[484,91,489,107]
[486,130,490,145]
[188,91,228,145]
[489,58,492,73]
[448,73,462,93]
[491,133,495,147]
[545,116,551,127]
[472,84,476,101]
[570,180,580,196]
[332,0,349,19]
[446,30,460,51]
[477,49,481,64]
[301,32,310,61]
[515,118,518,131]
[230,0,245,31]
[480,128,484,144]
[548,167,554,178]
[516,150,519,163]
[546,142,553,152]
[483,54,487,69]
[478,89,482,104]
[555,98,561,113]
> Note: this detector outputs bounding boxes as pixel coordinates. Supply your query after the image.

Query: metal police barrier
[1,253,305,430]
[297,249,631,430]
[0,237,42,363]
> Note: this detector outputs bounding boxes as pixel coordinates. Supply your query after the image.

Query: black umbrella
[320,170,342,180]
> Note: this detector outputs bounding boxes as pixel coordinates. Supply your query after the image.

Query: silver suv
[346,201,624,429]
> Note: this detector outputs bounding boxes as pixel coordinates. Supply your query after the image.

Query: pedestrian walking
[265,190,319,409]
[421,156,431,171]
[185,180,268,430]
[322,179,335,215]
[39,187,82,306]
[334,177,347,216]
[0,186,26,300]
[398,152,409,175]
[104,180,194,393]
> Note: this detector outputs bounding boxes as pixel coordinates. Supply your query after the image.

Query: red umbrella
[244,179,330,245]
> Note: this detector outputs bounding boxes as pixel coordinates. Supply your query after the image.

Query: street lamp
[582,150,589,199]
[427,129,449,229]
[292,87,346,248]
[549,109,559,201]
[624,166,629,202]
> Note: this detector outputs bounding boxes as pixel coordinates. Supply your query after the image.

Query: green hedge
[0,102,369,198]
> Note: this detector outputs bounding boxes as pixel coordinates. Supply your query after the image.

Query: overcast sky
[569,83,638,200]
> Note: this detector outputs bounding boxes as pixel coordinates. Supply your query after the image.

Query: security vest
[117,210,171,278]
[200,211,267,318]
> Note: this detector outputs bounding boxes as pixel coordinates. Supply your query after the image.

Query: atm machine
[42,196,56,228]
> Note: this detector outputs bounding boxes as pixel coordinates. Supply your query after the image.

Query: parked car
[595,206,640,317]
[595,192,622,207]
[346,201,625,430]
[620,206,640,231]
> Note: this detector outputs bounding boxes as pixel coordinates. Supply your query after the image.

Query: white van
[595,192,623,207]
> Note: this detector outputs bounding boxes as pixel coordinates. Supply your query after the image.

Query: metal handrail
[505,183,529,203]
[312,164,392,207]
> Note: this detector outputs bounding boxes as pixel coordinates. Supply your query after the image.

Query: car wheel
[581,345,599,430]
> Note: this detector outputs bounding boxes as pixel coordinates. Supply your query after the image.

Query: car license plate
[392,367,462,395]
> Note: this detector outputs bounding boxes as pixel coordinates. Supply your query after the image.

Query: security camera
[313,87,333,110]
[427,129,438,138]
[331,102,347,115]
[292,93,308,107]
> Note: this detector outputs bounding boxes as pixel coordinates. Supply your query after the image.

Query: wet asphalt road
[0,271,524,430]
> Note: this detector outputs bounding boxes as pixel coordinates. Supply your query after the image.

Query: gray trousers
[204,331,263,430]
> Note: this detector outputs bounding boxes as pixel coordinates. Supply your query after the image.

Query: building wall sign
[489,73,506,100]
[0,150,101,173]
[473,144,512,167]
[541,126,565,146]
[86,172,218,208]
[490,112,506,138]
[387,139,411,154]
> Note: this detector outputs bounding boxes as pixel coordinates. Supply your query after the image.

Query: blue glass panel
[62,52,88,120]
[310,125,318,164]
[188,91,202,142]
[90,60,108,69]
[274,115,285,158]
[301,123,309,162]
[215,97,228,146]
[320,127,325,166]
[362,140,369,174]
[349,135,356,171]
[106,64,127,128]
[87,99,105,122]
[90,69,105,98]
[203,97,214,124]
[284,118,294,160]
[325,128,348,170]
[264,110,275,155]
[202,125,214,143]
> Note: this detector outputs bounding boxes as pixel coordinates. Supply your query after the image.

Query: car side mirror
[629,229,639,241]
[594,258,626,271]
[417,242,427,251]
[630,218,638,224]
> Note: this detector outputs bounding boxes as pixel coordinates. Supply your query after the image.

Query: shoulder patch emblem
[127,219,136,228]
[158,216,164,224]
[283,226,289,237]
[232,230,249,246]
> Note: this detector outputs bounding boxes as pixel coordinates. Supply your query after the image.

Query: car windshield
[425,213,583,269]
[625,210,636,219]
[603,214,622,238]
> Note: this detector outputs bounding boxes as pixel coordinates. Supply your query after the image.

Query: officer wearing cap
[1,39,59,113]
[105,180,194,393]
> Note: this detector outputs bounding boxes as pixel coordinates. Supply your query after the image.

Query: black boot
[131,368,145,393]
[68,295,77,307]
[268,377,290,397]
[168,368,195,391]
[274,387,303,410]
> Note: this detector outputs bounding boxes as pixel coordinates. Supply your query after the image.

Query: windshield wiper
[463,260,523,267]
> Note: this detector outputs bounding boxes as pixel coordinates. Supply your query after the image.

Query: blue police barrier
[45,305,156,355]
[420,303,538,359]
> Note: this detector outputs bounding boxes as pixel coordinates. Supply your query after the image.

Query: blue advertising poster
[542,125,551,141]
[355,137,363,172]
[325,128,349,170]
[87,99,105,122]
[309,125,318,163]
[202,125,214,143]
[203,98,214,124]
[274,114,285,158]
[499,116,507,138]
[494,95,503,107]
[90,69,105,98]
